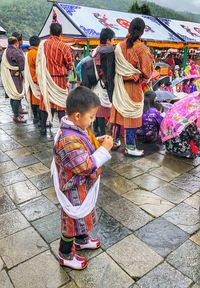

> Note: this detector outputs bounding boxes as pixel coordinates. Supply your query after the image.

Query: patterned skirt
[110,106,142,129]
[96,106,111,121]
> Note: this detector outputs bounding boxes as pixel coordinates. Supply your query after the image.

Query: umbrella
[172,78,184,87]
[184,75,200,81]
[155,91,176,101]
[160,93,200,143]
[153,76,170,91]
[154,62,170,68]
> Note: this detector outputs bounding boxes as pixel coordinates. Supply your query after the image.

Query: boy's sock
[59,235,74,255]
[75,234,89,244]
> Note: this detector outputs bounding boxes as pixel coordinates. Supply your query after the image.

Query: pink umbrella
[160,93,200,142]
[184,75,200,80]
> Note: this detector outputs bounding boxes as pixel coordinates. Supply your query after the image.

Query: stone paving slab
[135,217,189,257]
[29,171,53,191]
[8,250,70,288]
[190,230,200,246]
[107,234,163,278]
[163,203,200,234]
[171,173,200,194]
[153,183,190,204]
[123,189,174,217]
[0,210,30,240]
[90,208,130,250]
[0,227,48,268]
[32,210,60,243]
[184,193,200,210]
[19,195,58,221]
[0,170,27,187]
[69,252,134,288]
[13,155,39,168]
[136,262,193,288]
[0,193,16,215]
[103,198,153,231]
[150,166,180,182]
[133,174,166,191]
[167,240,200,283]
[0,161,18,175]
[21,163,50,178]
[0,270,14,288]
[5,180,41,204]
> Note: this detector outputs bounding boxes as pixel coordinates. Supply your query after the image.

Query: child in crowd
[189,78,197,93]
[52,86,113,270]
[164,81,173,93]
[137,91,164,142]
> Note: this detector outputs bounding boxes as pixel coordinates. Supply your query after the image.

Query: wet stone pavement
[0,80,200,288]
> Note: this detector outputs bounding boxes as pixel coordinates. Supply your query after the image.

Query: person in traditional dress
[1,37,26,123]
[25,35,41,125]
[136,91,163,143]
[36,23,73,135]
[110,18,153,156]
[92,28,115,136]
[52,86,112,270]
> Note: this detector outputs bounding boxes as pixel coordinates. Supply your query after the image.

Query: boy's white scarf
[1,49,24,100]
[24,52,41,104]
[51,118,100,219]
[113,43,144,118]
[92,47,112,108]
[36,40,68,121]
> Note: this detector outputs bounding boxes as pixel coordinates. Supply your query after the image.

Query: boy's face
[72,107,99,130]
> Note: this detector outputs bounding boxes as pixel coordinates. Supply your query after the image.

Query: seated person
[137,91,164,143]
[161,93,200,159]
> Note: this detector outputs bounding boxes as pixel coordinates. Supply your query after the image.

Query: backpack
[76,56,98,89]
[76,46,115,102]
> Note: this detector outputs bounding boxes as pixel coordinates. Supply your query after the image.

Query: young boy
[52,86,113,270]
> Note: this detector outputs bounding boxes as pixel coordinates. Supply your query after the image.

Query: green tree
[140,3,151,15]
[129,1,141,13]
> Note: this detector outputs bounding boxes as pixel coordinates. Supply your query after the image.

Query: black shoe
[40,128,47,136]
[33,118,39,125]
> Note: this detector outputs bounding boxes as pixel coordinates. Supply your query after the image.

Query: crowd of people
[0,18,200,270]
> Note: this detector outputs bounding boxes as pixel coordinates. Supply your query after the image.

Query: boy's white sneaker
[75,237,101,251]
[59,248,88,270]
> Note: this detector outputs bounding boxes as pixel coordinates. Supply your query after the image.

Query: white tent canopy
[0,25,6,35]
[39,2,182,43]
[158,18,200,43]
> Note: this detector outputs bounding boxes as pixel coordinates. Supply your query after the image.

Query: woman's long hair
[127,18,146,49]
[143,91,157,113]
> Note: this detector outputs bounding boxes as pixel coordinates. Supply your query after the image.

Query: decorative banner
[159,18,200,43]
[57,3,182,42]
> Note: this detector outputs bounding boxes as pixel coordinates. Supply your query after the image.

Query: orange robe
[110,39,153,128]
[27,46,40,106]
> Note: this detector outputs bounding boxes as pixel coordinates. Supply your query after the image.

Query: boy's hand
[102,135,113,151]
[97,135,106,144]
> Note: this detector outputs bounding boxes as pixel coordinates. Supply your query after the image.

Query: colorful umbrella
[160,93,200,143]
[155,91,176,101]
[172,78,184,87]
[154,62,170,68]
[153,76,170,91]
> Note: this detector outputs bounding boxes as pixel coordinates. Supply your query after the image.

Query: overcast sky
[152,0,200,14]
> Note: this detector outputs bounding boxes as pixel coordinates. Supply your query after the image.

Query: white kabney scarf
[51,119,100,219]
[113,43,144,118]
[36,40,68,121]
[1,49,24,100]
[91,47,112,108]
[24,52,41,104]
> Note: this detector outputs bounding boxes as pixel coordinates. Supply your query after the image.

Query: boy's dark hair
[66,86,101,115]
[50,23,62,36]
[143,90,157,113]
[100,28,115,44]
[8,37,18,45]
[12,32,22,41]
[29,35,40,47]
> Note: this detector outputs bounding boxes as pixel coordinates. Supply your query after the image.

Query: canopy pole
[85,40,90,56]
[183,46,188,69]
